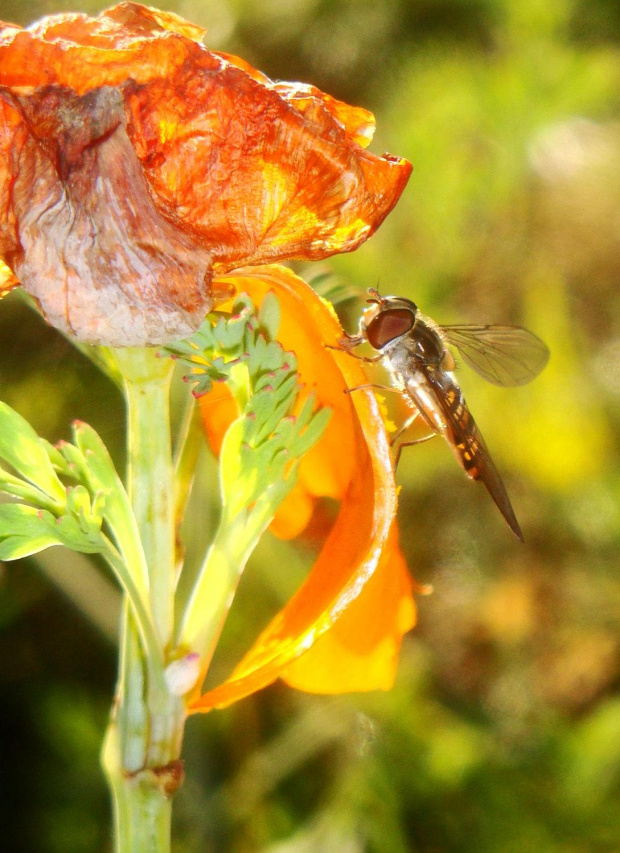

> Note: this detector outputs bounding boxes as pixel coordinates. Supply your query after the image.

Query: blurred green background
[1,0,620,850]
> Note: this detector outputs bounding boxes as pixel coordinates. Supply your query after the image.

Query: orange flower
[191,266,417,711]
[0,3,411,345]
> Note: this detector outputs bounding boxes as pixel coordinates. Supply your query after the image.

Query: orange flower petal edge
[190,266,416,711]
[0,3,411,345]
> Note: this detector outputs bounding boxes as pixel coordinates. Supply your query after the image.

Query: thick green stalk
[119,348,176,648]
[102,348,186,853]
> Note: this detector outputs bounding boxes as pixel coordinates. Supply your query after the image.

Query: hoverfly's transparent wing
[441,325,550,387]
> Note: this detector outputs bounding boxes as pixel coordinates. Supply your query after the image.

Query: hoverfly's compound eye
[366,307,415,349]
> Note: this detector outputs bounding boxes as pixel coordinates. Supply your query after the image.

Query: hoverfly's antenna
[367,286,383,304]
[367,286,418,313]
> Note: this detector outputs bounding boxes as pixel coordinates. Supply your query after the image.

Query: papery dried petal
[0,86,213,345]
[123,63,411,270]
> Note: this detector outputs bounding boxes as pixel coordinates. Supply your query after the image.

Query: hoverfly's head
[360,287,418,350]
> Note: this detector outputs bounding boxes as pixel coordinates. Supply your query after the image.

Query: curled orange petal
[0,4,411,345]
[191,266,416,711]
[280,525,415,694]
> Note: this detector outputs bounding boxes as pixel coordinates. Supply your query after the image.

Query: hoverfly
[337,288,550,540]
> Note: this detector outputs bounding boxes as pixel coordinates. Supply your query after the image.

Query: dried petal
[0,85,212,345]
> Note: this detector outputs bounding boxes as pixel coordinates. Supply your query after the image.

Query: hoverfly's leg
[393,432,438,469]
[345,383,403,396]
[390,410,422,445]
[390,411,438,469]
[345,352,384,364]
[324,344,383,364]
[338,333,365,347]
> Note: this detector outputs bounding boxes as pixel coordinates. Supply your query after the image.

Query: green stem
[172,393,204,552]
[102,348,186,853]
[103,609,179,853]
[118,348,176,648]
[101,540,167,692]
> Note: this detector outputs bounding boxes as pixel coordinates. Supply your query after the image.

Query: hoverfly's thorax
[408,315,447,368]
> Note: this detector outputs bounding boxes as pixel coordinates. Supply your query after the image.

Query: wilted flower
[0,2,411,345]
